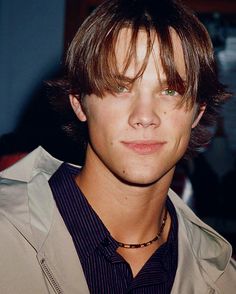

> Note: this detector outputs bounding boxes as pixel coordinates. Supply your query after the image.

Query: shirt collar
[49,162,119,262]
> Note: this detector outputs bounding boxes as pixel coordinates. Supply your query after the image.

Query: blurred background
[0,0,236,254]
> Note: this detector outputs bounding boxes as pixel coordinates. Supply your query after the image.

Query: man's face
[71,28,204,186]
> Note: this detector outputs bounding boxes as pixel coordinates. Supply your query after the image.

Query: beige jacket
[0,147,235,294]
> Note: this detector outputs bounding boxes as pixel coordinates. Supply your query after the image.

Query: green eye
[116,86,129,93]
[163,89,177,96]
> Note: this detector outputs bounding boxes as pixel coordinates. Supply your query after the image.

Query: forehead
[115,27,186,79]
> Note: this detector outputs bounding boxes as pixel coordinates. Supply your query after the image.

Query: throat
[117,236,166,277]
[115,209,170,277]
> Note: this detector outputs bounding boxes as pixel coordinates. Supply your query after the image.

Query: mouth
[121,140,166,155]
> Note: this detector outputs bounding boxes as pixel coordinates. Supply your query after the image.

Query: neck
[75,147,175,244]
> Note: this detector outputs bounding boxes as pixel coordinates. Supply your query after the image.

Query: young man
[0,0,235,293]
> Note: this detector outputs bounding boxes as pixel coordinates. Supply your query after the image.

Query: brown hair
[50,0,229,157]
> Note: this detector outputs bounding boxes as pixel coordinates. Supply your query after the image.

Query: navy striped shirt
[49,163,178,293]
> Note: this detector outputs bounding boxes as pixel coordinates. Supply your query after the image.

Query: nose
[128,95,161,129]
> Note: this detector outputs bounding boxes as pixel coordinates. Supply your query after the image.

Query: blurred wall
[0,0,65,136]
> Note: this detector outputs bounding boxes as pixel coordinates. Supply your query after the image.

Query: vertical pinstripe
[49,163,178,293]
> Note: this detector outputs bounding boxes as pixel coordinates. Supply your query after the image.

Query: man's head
[52,0,228,158]
[70,27,207,185]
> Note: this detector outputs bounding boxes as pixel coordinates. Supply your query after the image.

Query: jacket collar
[0,146,62,183]
[0,147,62,250]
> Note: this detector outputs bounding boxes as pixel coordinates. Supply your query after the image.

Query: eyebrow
[114,73,187,89]
[114,74,137,83]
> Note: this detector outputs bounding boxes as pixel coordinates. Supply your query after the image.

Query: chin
[115,168,168,187]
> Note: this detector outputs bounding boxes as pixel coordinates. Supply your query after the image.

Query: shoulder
[0,146,63,217]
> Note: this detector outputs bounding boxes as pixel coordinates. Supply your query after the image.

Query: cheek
[167,113,194,149]
[86,111,117,149]
[169,110,194,130]
[88,103,125,135]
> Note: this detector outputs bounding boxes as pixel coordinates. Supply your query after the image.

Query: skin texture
[70,28,205,276]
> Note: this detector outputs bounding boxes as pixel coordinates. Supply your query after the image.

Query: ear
[191,104,206,129]
[69,94,87,122]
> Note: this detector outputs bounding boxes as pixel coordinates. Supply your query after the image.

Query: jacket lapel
[37,203,90,294]
[0,147,90,293]
[169,189,232,293]
[171,207,216,294]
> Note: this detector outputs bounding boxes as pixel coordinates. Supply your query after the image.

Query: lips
[121,140,166,155]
